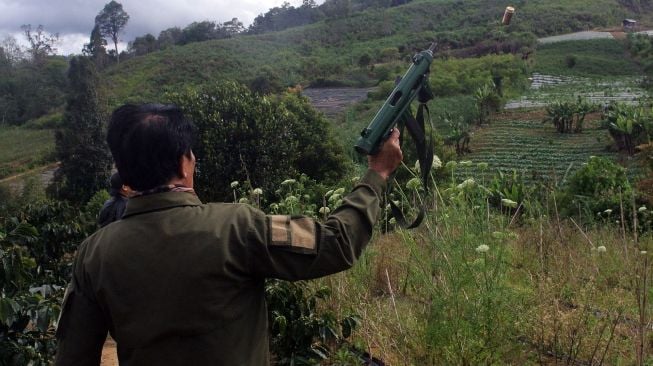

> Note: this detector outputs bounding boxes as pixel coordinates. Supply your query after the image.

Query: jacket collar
[123,191,203,218]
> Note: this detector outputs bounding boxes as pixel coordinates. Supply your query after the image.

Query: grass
[0,126,55,180]
[534,39,642,77]
[317,182,653,364]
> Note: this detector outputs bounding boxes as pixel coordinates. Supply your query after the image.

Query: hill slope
[103,0,650,104]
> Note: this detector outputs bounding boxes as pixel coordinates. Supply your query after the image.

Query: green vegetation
[101,0,647,105]
[457,114,616,183]
[534,39,642,77]
[0,127,55,180]
[167,81,349,202]
[2,0,653,364]
[50,57,112,204]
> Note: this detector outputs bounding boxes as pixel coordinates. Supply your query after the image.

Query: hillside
[102,0,652,104]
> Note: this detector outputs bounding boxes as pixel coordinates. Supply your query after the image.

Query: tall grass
[318,166,652,364]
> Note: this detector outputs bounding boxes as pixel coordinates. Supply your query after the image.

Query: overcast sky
[0,0,322,55]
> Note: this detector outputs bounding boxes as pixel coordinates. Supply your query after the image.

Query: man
[97,173,131,227]
[55,103,402,365]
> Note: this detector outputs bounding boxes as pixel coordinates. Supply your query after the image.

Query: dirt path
[0,162,59,192]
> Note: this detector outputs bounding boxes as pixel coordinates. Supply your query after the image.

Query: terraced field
[456,112,618,183]
[0,127,55,180]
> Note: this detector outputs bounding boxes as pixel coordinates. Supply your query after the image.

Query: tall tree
[21,24,59,64]
[51,57,112,204]
[95,1,129,63]
[222,18,245,36]
[83,25,109,69]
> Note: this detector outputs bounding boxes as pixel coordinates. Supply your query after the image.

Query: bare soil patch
[302,87,374,119]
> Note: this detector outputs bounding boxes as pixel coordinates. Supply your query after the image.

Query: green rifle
[354,43,436,156]
[355,43,437,229]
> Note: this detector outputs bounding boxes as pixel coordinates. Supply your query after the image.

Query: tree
[95,1,129,63]
[129,33,157,56]
[222,18,245,36]
[51,57,112,204]
[83,25,109,69]
[157,27,182,49]
[167,81,348,202]
[1,36,25,65]
[21,24,59,64]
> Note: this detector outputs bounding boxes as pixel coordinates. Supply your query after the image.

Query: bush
[167,81,349,202]
[560,156,632,217]
[565,54,577,68]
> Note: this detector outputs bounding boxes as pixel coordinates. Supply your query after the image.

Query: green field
[459,115,616,183]
[534,39,642,77]
[0,127,55,180]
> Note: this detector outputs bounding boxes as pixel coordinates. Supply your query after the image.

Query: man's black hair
[106,104,195,191]
[108,172,123,197]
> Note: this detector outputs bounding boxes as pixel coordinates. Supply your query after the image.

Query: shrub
[565,54,577,68]
[167,81,348,202]
[560,156,632,217]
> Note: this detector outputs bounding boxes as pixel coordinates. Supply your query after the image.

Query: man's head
[107,104,195,192]
[108,172,133,198]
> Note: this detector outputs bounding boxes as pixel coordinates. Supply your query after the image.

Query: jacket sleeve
[246,169,386,280]
[54,241,108,366]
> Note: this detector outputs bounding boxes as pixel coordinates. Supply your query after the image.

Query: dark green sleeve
[54,241,108,366]
[246,169,386,280]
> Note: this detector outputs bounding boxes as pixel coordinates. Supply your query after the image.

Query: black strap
[383,98,434,231]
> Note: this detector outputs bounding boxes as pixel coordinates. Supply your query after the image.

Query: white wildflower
[319,207,331,215]
[389,217,397,225]
[457,178,475,190]
[597,246,607,253]
[445,161,457,169]
[285,195,299,205]
[501,198,518,208]
[325,190,334,197]
[641,250,648,255]
[414,160,421,173]
[477,162,489,170]
[230,181,239,188]
[604,209,613,214]
[238,197,249,204]
[475,244,490,253]
[281,179,296,186]
[433,155,443,169]
[328,194,342,203]
[334,188,346,195]
[252,188,263,196]
[351,176,360,183]
[639,206,648,213]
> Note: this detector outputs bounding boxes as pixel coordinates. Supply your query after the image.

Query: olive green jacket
[55,170,386,366]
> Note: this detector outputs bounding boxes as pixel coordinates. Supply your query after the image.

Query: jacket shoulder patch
[268,215,316,252]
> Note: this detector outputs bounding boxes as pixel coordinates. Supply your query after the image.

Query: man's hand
[368,128,403,180]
